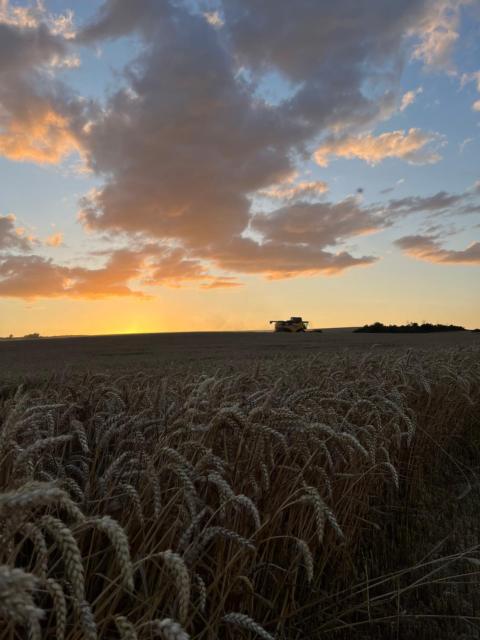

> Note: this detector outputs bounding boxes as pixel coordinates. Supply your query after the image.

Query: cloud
[0,108,78,164]
[380,178,405,195]
[460,70,480,110]
[383,185,480,218]
[400,87,423,111]
[0,250,146,299]
[205,237,377,279]
[0,2,80,164]
[410,0,468,72]
[461,70,480,92]
[459,137,474,153]
[204,11,224,28]
[45,232,64,247]
[0,0,475,297]
[395,234,480,265]
[314,129,444,166]
[200,277,241,289]
[0,214,32,251]
[261,180,329,200]
[72,0,466,286]
[0,244,243,299]
[142,247,243,289]
[251,198,381,247]
[386,191,464,214]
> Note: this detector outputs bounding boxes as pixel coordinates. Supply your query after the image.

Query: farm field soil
[0,329,478,378]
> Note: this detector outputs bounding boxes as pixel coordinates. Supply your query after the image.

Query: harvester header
[269,317,309,332]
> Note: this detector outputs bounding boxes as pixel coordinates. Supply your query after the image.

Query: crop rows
[0,347,479,639]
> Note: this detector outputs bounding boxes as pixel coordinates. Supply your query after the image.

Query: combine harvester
[269,317,309,332]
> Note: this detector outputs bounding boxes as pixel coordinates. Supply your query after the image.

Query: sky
[0,0,479,335]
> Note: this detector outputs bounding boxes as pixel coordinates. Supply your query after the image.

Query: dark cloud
[222,0,435,137]
[387,191,464,214]
[76,0,172,43]
[382,187,480,221]
[251,198,381,247]
[222,0,429,80]
[0,21,65,73]
[78,3,300,248]
[204,237,376,279]
[75,0,448,282]
[0,215,32,252]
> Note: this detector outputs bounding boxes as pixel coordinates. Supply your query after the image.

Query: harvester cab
[269,317,309,332]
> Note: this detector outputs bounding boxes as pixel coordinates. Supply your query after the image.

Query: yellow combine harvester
[269,317,309,332]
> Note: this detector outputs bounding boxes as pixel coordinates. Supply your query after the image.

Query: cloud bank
[0,0,477,300]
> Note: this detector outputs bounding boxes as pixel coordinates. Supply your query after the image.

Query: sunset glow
[1,0,479,334]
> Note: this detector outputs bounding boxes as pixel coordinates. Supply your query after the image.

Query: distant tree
[23,333,41,339]
[354,322,466,334]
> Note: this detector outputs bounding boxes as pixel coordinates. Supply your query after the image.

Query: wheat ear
[87,516,134,591]
[40,515,85,603]
[0,565,44,640]
[150,618,190,640]
[45,578,67,640]
[223,612,275,640]
[159,550,191,625]
[114,615,138,640]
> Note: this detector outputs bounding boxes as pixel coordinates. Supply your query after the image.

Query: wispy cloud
[395,234,480,265]
[261,180,329,201]
[315,129,444,167]
[45,232,64,247]
[400,87,423,111]
[459,137,474,153]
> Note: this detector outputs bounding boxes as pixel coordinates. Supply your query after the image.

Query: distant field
[0,328,479,379]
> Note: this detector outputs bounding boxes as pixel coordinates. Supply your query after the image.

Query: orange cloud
[395,235,480,265]
[0,110,78,164]
[0,246,243,299]
[45,232,64,247]
[315,129,444,167]
[410,0,467,71]
[262,180,329,200]
[200,277,242,289]
[0,3,81,166]
[0,251,146,300]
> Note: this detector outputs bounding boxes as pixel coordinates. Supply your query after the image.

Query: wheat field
[0,345,479,639]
